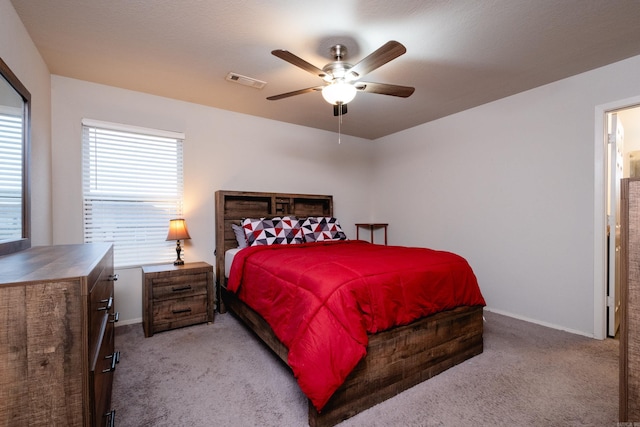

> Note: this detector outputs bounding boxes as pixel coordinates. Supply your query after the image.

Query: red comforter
[227,240,485,411]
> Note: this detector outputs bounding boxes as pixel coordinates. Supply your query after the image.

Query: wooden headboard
[214,190,333,303]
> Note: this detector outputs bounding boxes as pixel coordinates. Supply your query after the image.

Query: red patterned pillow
[301,217,347,242]
[242,216,303,246]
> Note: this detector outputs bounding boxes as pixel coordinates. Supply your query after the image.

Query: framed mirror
[0,57,31,256]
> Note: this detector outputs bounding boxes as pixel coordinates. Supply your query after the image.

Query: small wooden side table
[355,223,388,245]
[142,262,214,337]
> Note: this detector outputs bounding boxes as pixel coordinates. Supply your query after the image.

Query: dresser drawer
[89,267,115,361]
[151,272,208,301]
[90,314,117,427]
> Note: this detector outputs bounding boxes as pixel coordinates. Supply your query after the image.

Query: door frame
[594,95,640,340]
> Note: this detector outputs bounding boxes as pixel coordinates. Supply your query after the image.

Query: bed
[215,190,485,427]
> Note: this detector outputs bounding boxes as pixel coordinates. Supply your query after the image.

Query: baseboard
[483,307,595,339]
[115,317,142,327]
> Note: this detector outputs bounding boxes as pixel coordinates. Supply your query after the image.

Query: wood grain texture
[26,281,84,426]
[1,282,85,426]
[311,306,483,427]
[142,262,214,337]
[0,286,30,426]
[0,243,115,426]
[621,178,640,421]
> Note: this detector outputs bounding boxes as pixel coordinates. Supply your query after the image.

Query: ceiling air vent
[225,72,266,89]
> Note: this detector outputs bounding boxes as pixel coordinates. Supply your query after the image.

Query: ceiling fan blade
[348,41,407,79]
[266,86,323,101]
[271,50,326,78]
[355,82,415,97]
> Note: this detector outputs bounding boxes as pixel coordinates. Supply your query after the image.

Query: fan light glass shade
[322,81,357,105]
[166,218,191,241]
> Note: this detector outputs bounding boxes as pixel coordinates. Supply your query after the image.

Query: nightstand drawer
[151,272,208,301]
[152,294,209,331]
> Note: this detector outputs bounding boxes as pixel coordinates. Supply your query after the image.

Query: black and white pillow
[301,217,347,242]
[242,216,304,246]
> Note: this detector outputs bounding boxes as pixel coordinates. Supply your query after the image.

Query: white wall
[51,76,374,324]
[372,55,640,337]
[8,0,640,336]
[0,0,52,246]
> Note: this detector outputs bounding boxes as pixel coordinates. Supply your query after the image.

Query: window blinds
[0,111,23,242]
[82,120,185,268]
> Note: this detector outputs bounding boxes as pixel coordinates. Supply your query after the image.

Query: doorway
[597,103,640,339]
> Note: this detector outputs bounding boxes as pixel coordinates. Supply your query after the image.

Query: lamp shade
[166,218,191,241]
[322,81,357,105]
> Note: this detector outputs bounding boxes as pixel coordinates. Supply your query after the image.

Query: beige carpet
[112,311,618,426]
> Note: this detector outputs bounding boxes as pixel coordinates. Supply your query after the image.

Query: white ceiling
[10,0,640,140]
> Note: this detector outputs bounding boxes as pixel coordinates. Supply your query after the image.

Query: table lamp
[166,218,191,265]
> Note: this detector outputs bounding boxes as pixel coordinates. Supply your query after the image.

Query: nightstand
[142,262,214,337]
[355,223,388,245]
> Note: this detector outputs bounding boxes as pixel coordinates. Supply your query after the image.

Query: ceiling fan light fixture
[322,81,357,105]
[269,41,414,114]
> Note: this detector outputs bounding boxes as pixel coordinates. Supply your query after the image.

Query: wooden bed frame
[214,190,484,427]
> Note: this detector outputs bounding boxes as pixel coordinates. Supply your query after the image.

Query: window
[0,107,23,243]
[82,119,185,268]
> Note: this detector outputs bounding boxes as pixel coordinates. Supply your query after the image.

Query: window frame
[81,119,186,268]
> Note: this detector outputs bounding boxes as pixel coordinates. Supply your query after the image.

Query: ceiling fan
[267,41,415,116]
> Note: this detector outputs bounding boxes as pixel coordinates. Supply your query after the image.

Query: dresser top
[0,243,112,285]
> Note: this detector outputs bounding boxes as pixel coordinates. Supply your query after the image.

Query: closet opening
[602,105,640,339]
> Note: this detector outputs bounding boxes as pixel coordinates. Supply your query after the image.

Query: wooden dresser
[620,178,640,422]
[0,243,118,426]
[142,262,214,337]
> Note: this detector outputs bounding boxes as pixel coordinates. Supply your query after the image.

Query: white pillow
[232,223,248,248]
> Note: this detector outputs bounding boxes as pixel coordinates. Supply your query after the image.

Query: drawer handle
[105,409,116,427]
[109,274,119,281]
[98,296,113,311]
[102,351,120,373]
[172,308,192,315]
[110,311,119,323]
[172,285,192,292]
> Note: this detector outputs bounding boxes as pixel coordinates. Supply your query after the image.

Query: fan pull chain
[338,104,342,144]
[338,102,343,144]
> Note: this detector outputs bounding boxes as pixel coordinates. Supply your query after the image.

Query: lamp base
[174,240,185,265]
